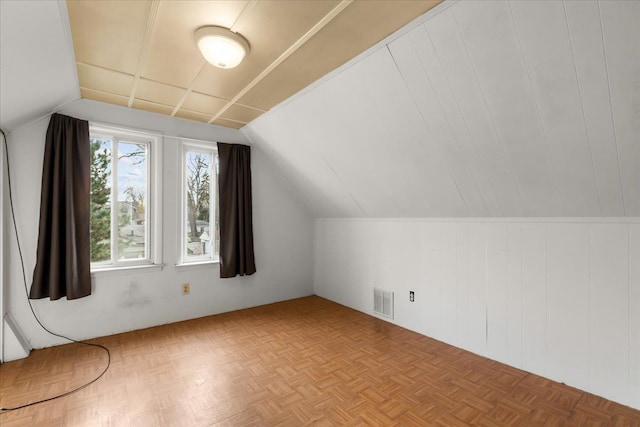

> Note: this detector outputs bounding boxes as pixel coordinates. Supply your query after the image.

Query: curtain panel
[30,113,92,300]
[217,142,256,278]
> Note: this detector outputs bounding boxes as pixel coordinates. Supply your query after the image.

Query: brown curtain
[217,142,256,278]
[30,113,91,300]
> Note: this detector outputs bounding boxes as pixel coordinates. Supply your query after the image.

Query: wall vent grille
[373,288,394,319]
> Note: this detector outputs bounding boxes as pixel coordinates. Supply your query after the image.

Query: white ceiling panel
[564,1,625,216]
[412,24,503,216]
[426,8,525,216]
[452,0,565,216]
[600,0,640,216]
[392,25,492,216]
[510,0,600,216]
[243,102,364,218]
[315,49,460,217]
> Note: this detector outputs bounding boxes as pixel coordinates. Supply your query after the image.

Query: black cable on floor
[0,128,111,412]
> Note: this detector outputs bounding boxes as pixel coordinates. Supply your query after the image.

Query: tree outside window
[182,143,218,263]
[90,132,151,266]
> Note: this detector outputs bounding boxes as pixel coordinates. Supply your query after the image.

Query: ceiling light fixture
[194,26,250,69]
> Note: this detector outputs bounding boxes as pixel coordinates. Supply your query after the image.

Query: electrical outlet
[409,291,415,302]
[182,283,190,295]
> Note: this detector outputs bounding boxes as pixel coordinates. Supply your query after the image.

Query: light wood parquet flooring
[1,296,638,426]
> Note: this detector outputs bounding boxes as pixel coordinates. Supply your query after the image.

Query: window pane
[117,141,147,260]
[185,151,212,259]
[90,138,112,263]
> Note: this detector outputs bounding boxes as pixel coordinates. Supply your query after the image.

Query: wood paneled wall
[314,219,640,409]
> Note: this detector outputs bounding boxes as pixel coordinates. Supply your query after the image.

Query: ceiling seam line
[170,64,208,117]
[127,0,161,108]
[234,103,267,113]
[80,86,129,99]
[385,42,466,211]
[207,0,354,124]
[406,30,470,209]
[214,116,247,125]
[75,61,135,76]
[562,1,603,216]
[450,7,526,215]
[230,0,259,33]
[507,1,567,215]
[424,22,504,217]
[597,0,626,216]
[322,156,366,216]
[264,0,456,117]
[419,24,493,216]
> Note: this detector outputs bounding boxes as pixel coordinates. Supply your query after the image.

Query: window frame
[89,124,163,272]
[177,138,219,266]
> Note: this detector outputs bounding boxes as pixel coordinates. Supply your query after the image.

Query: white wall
[3,99,314,353]
[314,218,640,410]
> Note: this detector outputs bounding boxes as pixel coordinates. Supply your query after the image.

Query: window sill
[91,263,164,278]
[175,260,220,271]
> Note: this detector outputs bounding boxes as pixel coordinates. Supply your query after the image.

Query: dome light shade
[195,26,249,69]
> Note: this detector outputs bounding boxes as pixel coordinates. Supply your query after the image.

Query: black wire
[0,128,111,412]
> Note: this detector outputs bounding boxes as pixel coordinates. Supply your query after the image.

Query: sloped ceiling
[0,0,79,131]
[67,0,440,129]
[1,0,441,132]
[244,0,640,218]
[1,0,638,219]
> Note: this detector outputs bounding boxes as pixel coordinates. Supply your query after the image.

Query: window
[179,140,219,264]
[89,125,161,269]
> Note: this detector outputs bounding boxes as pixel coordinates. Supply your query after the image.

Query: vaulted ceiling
[245,0,640,217]
[1,1,639,218]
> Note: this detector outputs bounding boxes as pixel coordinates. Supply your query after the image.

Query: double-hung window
[179,139,219,265]
[89,125,161,270]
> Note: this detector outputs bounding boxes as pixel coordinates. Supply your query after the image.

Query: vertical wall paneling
[455,223,469,349]
[440,223,458,343]
[466,222,487,356]
[589,224,629,405]
[506,223,523,368]
[629,224,640,408]
[418,222,443,340]
[314,219,640,409]
[546,223,590,390]
[486,223,509,363]
[376,221,420,326]
[517,223,547,376]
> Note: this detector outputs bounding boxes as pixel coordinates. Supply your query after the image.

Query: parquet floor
[1,296,638,426]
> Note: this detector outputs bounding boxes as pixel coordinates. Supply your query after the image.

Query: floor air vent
[373,288,394,319]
